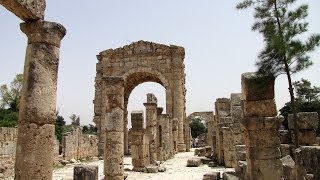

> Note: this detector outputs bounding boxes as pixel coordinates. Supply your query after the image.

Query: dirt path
[53,149,234,180]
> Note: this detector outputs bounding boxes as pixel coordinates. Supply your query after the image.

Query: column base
[177,143,186,152]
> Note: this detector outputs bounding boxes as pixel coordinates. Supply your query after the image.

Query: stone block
[220,117,233,124]
[240,116,282,131]
[295,146,320,176]
[280,155,295,180]
[106,108,124,132]
[203,172,220,180]
[241,72,275,101]
[187,158,202,167]
[145,165,158,173]
[231,93,242,106]
[250,159,283,180]
[158,166,166,172]
[237,161,247,179]
[74,165,98,180]
[104,158,124,176]
[288,112,319,130]
[242,99,277,117]
[231,106,242,120]
[290,129,317,145]
[247,147,281,160]
[235,145,246,161]
[0,0,45,21]
[244,129,280,148]
[131,111,144,130]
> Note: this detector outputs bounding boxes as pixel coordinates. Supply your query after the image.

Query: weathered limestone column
[144,94,158,165]
[14,20,66,180]
[124,109,129,155]
[131,111,150,171]
[103,76,124,180]
[172,118,179,154]
[240,72,283,180]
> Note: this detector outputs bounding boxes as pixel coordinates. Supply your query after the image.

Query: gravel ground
[53,148,234,180]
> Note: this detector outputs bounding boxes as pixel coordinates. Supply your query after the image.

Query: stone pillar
[103,76,124,180]
[14,20,66,180]
[144,94,158,165]
[240,72,283,180]
[124,109,129,155]
[288,112,319,146]
[172,118,179,154]
[131,111,150,172]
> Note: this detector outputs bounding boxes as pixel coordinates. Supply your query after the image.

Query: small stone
[203,172,220,180]
[158,166,166,172]
[70,159,77,163]
[187,158,202,167]
[60,160,69,165]
[145,165,158,173]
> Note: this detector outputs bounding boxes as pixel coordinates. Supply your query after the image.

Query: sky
[1,1,319,125]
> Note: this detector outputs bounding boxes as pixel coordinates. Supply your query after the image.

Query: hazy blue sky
[1,1,319,125]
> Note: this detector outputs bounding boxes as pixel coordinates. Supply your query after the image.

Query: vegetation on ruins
[55,111,67,142]
[82,124,98,134]
[0,74,22,127]
[280,79,320,135]
[189,117,208,138]
[237,0,320,147]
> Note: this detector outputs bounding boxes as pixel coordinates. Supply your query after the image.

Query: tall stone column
[103,76,124,180]
[144,93,158,165]
[14,20,66,180]
[172,118,179,154]
[240,72,283,180]
[124,109,129,155]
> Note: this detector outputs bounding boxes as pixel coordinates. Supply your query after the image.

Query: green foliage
[55,112,66,142]
[82,124,97,134]
[189,117,207,138]
[0,74,23,111]
[237,0,320,77]
[0,109,18,127]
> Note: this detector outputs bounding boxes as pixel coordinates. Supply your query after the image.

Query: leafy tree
[55,111,66,142]
[237,0,320,147]
[82,124,97,134]
[189,117,207,138]
[0,74,23,111]
[82,125,89,134]
[0,109,18,127]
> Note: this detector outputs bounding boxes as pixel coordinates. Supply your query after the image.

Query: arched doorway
[93,41,187,178]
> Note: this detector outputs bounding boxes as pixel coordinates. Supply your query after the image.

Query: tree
[0,74,23,111]
[69,114,80,127]
[189,117,207,138]
[237,0,320,147]
[280,79,320,135]
[55,111,66,142]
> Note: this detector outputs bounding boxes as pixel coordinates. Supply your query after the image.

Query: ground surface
[53,149,234,180]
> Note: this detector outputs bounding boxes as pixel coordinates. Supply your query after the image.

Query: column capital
[20,20,66,47]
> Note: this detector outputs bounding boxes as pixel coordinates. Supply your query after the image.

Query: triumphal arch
[93,40,187,178]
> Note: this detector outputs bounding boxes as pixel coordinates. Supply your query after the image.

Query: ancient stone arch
[94,40,187,178]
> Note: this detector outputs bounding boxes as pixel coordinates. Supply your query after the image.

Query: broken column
[240,72,283,180]
[104,76,124,180]
[131,111,150,172]
[214,98,231,165]
[288,112,319,146]
[158,114,171,160]
[14,20,66,180]
[144,93,158,165]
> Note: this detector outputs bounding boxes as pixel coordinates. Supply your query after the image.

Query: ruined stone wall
[62,127,98,161]
[0,127,17,178]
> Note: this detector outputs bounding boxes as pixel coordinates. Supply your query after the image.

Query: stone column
[144,93,158,165]
[172,118,179,154]
[14,20,66,180]
[103,76,124,180]
[240,72,283,180]
[124,109,129,155]
[131,111,150,172]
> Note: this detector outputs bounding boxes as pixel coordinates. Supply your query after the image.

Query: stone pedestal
[104,76,124,180]
[240,72,283,180]
[14,20,66,180]
[131,111,150,171]
[144,93,158,165]
[74,165,98,180]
